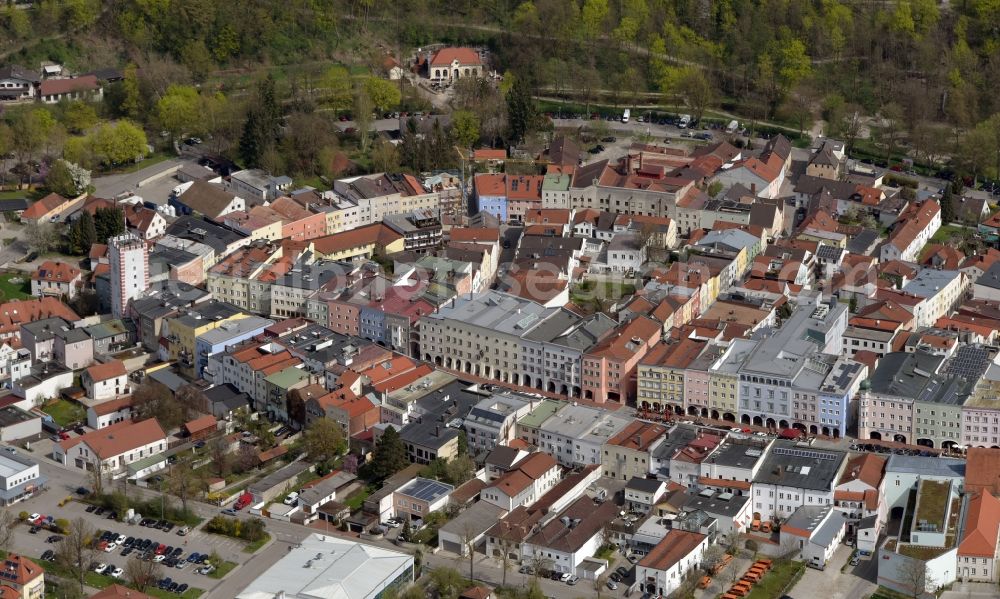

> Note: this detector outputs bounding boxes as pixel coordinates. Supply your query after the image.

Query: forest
[1,0,1000,180]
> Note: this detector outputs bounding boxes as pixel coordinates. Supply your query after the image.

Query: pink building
[582,315,661,404]
[270,197,328,241]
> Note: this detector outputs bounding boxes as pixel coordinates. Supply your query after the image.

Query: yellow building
[311,223,404,261]
[162,301,249,371]
[0,554,44,599]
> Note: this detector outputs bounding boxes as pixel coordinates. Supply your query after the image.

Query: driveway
[939,582,1000,599]
[787,544,877,599]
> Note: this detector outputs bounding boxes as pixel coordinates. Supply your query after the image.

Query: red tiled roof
[183,414,217,435]
[838,453,886,489]
[39,75,99,96]
[959,491,1000,558]
[85,360,126,382]
[22,192,68,220]
[311,223,402,255]
[32,260,80,282]
[606,420,667,450]
[886,200,940,252]
[450,227,500,243]
[473,149,506,161]
[966,448,1000,496]
[474,173,506,197]
[638,530,706,571]
[430,47,482,67]
[90,396,132,416]
[59,418,166,460]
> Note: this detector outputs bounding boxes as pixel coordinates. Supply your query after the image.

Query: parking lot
[786,545,876,599]
[8,487,257,595]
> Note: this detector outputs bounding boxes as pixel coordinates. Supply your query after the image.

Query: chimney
[435,425,440,437]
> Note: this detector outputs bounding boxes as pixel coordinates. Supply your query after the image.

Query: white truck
[678,114,692,128]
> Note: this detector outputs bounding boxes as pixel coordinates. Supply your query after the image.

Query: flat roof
[754,441,846,491]
[396,477,453,502]
[235,534,413,599]
[518,399,564,429]
[0,449,37,479]
[0,405,37,428]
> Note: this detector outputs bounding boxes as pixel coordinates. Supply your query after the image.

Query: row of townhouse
[633,294,867,437]
[417,290,667,403]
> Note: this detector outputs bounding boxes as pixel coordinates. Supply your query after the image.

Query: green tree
[450,110,480,148]
[69,210,97,255]
[46,159,79,197]
[580,0,609,40]
[94,206,125,244]
[371,426,408,480]
[157,85,201,141]
[239,76,282,168]
[364,77,401,112]
[120,64,141,119]
[371,138,400,173]
[941,185,956,224]
[320,65,353,111]
[61,101,98,134]
[353,87,375,153]
[505,76,535,145]
[92,121,148,166]
[303,418,346,465]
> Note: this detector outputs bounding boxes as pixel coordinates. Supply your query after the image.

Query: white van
[678,114,692,129]
[622,109,630,123]
[726,120,739,134]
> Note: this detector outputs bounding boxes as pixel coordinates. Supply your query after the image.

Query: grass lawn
[930,224,965,243]
[743,560,804,599]
[0,272,31,300]
[915,480,950,529]
[243,533,271,554]
[208,560,237,579]
[101,152,173,175]
[145,586,205,599]
[343,486,373,510]
[42,399,85,428]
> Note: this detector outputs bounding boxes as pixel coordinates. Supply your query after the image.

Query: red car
[235,492,253,510]
[58,432,70,440]
[155,544,167,555]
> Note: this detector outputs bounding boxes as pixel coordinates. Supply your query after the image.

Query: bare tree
[209,437,232,478]
[168,458,204,515]
[88,459,105,497]
[593,573,610,599]
[494,537,515,587]
[459,524,478,582]
[125,556,163,592]
[898,558,933,598]
[0,509,16,548]
[55,518,96,593]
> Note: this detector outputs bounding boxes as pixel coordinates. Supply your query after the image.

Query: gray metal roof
[741,300,847,379]
[869,350,972,406]
[682,488,750,518]
[427,290,556,337]
[885,455,965,478]
[902,268,961,299]
[753,441,846,491]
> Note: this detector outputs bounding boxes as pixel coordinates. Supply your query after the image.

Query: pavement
[90,158,194,202]
[786,544,876,599]
[939,582,1000,599]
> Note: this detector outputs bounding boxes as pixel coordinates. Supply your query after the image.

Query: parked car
[111,567,123,578]
[606,580,618,590]
[176,583,189,594]
[849,555,860,566]
[221,508,237,516]
[566,575,579,585]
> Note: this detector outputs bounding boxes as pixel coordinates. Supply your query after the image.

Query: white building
[228,169,292,203]
[464,393,534,454]
[53,418,167,479]
[108,233,149,319]
[900,268,967,328]
[880,200,942,263]
[636,530,708,597]
[0,448,44,506]
[779,506,847,569]
[957,490,1000,583]
[521,497,619,575]
[751,442,847,521]
[481,452,560,511]
[606,232,647,274]
[535,402,633,467]
[85,397,133,430]
[81,360,128,401]
[235,535,413,599]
